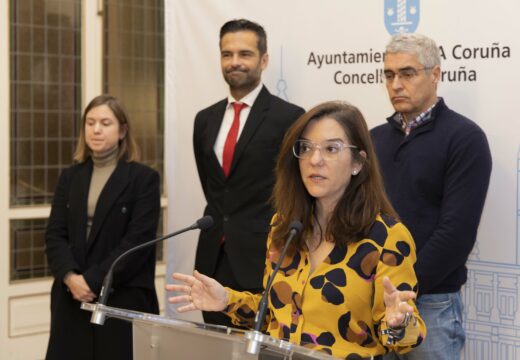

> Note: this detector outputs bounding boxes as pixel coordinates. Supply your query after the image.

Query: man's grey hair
[385,33,441,68]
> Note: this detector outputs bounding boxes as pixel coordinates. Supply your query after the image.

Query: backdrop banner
[165,1,519,358]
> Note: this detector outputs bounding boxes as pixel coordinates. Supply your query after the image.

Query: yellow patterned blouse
[224,214,426,359]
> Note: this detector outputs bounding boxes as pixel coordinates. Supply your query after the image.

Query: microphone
[246,220,303,355]
[90,215,214,325]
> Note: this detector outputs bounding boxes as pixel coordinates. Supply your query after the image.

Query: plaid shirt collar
[397,98,439,136]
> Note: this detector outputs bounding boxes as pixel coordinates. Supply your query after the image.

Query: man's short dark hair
[219,19,267,55]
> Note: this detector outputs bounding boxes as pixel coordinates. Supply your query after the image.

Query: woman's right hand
[64,273,96,303]
[166,270,229,313]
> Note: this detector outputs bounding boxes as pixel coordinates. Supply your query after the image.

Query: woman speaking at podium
[167,101,426,359]
[45,95,161,360]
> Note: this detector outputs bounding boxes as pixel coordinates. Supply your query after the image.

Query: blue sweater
[371,98,492,295]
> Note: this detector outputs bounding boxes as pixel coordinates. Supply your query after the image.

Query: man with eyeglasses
[192,19,304,327]
[371,33,492,360]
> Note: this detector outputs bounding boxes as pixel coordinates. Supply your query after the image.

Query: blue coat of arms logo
[384,0,420,35]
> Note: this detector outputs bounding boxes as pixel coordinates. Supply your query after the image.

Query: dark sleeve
[292,105,305,122]
[415,128,492,294]
[45,168,81,282]
[83,167,161,293]
[193,111,208,198]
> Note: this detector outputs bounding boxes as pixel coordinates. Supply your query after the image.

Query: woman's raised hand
[165,270,229,313]
[382,276,416,328]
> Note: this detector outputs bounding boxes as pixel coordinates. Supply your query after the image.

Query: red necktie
[222,102,247,177]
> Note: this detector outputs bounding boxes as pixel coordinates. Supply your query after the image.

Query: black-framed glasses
[292,140,358,160]
[383,66,434,82]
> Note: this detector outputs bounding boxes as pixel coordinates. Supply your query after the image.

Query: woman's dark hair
[271,101,397,251]
[73,94,139,162]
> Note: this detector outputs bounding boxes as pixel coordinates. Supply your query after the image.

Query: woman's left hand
[382,276,416,328]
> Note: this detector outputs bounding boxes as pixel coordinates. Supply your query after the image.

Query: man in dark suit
[193,19,304,326]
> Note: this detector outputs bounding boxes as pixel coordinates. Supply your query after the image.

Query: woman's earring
[352,170,358,175]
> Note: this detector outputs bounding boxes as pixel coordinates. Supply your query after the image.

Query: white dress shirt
[213,83,263,166]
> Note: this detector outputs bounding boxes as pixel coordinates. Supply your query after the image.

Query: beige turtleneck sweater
[86,146,119,240]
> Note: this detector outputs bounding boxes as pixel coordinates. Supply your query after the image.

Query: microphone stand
[90,216,213,325]
[246,221,302,355]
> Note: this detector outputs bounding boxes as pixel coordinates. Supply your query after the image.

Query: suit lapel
[69,161,92,262]
[228,86,270,175]
[86,160,131,250]
[206,100,228,179]
[207,99,228,150]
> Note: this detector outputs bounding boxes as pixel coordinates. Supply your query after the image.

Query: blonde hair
[73,94,140,162]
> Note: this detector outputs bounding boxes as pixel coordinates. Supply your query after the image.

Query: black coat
[193,86,304,289]
[45,159,161,360]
